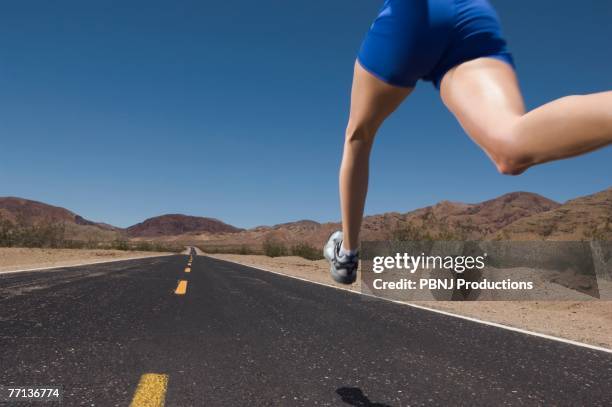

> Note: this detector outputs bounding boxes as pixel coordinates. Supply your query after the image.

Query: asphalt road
[1,254,611,406]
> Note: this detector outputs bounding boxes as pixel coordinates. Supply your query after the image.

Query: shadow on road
[336,387,391,407]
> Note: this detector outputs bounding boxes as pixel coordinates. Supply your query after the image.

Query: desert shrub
[540,222,555,237]
[0,216,67,248]
[62,240,87,249]
[128,241,182,252]
[155,243,183,253]
[391,213,473,241]
[583,217,612,241]
[238,245,252,255]
[199,245,257,255]
[201,246,229,254]
[110,239,130,251]
[291,242,323,260]
[435,224,465,241]
[133,241,153,251]
[263,239,288,257]
[391,221,433,241]
[0,216,16,246]
[200,246,223,254]
[0,214,183,252]
[493,229,511,241]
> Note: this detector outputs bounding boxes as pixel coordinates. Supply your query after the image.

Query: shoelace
[334,244,359,268]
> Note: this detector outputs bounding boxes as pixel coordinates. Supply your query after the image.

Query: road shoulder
[0,247,174,273]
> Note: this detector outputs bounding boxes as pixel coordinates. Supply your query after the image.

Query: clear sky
[1,0,610,228]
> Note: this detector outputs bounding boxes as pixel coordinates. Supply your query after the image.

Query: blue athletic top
[358,0,514,89]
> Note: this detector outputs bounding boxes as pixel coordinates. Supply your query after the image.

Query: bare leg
[440,58,612,175]
[340,62,412,250]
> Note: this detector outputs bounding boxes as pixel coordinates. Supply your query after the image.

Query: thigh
[348,61,413,133]
[439,57,525,148]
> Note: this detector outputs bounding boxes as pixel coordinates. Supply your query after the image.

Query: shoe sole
[330,265,357,285]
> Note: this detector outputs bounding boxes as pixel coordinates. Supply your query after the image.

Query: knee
[495,158,527,176]
[481,126,531,176]
[345,120,377,147]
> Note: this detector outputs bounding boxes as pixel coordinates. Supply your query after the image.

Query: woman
[324,0,612,284]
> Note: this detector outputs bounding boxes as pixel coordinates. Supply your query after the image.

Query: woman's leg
[440,58,612,175]
[340,61,412,250]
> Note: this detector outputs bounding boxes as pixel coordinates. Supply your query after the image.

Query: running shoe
[323,231,358,284]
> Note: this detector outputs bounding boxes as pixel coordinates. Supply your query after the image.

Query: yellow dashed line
[175,280,188,295]
[130,373,168,407]
[184,267,191,273]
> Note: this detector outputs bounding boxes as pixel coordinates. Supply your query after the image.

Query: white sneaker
[323,231,358,285]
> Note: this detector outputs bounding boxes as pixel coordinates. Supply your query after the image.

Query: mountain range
[0,188,610,250]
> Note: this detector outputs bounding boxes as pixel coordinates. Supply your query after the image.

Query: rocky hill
[3,188,609,248]
[197,191,565,250]
[126,214,242,238]
[0,197,121,241]
[493,188,612,240]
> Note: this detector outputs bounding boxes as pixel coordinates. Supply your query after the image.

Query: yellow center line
[175,280,188,295]
[184,267,191,273]
[130,373,168,407]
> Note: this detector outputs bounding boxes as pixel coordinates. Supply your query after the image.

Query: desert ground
[0,247,171,272]
[206,253,612,349]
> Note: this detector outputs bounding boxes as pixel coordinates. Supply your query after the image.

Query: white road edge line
[0,254,175,275]
[207,255,612,355]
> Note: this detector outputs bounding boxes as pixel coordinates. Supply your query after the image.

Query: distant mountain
[198,191,564,250]
[0,197,83,225]
[493,188,612,240]
[74,215,121,232]
[0,197,121,241]
[0,198,243,241]
[359,191,560,241]
[126,214,243,238]
[2,188,608,247]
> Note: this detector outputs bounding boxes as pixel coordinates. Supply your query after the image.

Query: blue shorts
[358,0,514,89]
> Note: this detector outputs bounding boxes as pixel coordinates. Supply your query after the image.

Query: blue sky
[1,0,610,228]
